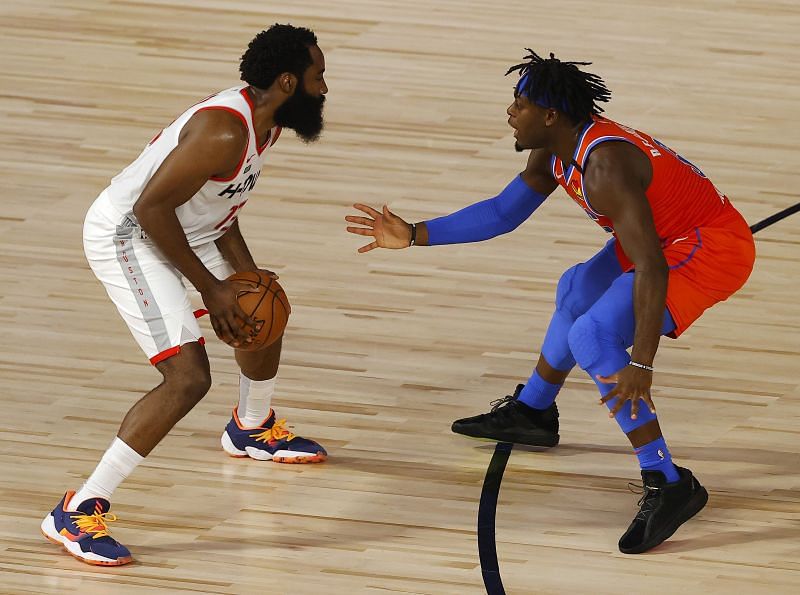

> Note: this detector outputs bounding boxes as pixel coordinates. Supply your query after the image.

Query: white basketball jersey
[98,85,281,246]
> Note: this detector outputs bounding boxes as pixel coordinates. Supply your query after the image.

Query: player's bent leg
[452,240,623,446]
[42,344,211,566]
[118,341,212,455]
[221,337,327,463]
[567,276,707,552]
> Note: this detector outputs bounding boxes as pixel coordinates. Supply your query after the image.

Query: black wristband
[409,222,417,246]
[628,360,654,372]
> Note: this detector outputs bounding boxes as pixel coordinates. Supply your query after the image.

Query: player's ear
[544,107,559,127]
[278,73,298,95]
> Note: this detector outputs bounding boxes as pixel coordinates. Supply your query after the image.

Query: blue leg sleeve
[519,240,622,409]
[567,273,680,481]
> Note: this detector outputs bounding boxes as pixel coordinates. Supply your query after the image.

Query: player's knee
[164,367,211,405]
[158,345,212,404]
[567,314,604,371]
[556,265,593,321]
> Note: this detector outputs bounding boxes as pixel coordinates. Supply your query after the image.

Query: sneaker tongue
[257,409,276,428]
[75,497,111,515]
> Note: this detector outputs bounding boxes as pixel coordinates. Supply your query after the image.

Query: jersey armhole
[579,136,636,216]
[191,106,250,182]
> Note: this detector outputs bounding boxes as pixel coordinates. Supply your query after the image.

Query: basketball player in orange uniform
[346,50,755,553]
[41,25,328,566]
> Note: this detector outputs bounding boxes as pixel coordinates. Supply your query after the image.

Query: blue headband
[515,72,569,113]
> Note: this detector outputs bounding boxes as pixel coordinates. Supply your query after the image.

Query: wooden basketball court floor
[1,1,798,593]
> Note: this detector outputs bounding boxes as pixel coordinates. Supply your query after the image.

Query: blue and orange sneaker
[221,408,327,463]
[40,491,132,566]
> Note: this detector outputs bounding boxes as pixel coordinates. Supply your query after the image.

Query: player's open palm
[346,204,412,253]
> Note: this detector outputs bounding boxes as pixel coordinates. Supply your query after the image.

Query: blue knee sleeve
[537,243,624,374]
[540,309,576,372]
[567,273,676,433]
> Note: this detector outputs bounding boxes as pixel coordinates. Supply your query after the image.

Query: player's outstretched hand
[201,280,261,348]
[346,204,412,253]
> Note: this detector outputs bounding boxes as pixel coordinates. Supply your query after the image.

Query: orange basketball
[226,271,291,350]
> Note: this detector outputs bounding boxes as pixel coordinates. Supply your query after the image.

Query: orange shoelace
[72,511,118,539]
[250,418,295,444]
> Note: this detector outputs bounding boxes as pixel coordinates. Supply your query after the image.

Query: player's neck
[550,121,587,167]
[245,86,278,140]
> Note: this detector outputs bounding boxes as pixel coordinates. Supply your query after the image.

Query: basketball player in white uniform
[41,24,328,566]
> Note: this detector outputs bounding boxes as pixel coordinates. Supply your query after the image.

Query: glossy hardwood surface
[1,1,798,593]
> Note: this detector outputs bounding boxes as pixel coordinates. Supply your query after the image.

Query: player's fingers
[353,203,381,218]
[608,396,626,418]
[210,315,224,341]
[346,226,376,236]
[233,281,260,294]
[345,215,374,227]
[358,241,378,253]
[259,269,279,280]
[630,397,639,420]
[231,305,258,335]
[217,310,246,346]
[599,386,619,404]
[212,315,237,346]
[642,393,656,414]
[596,373,618,384]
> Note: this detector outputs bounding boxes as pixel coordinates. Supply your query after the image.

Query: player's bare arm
[583,141,668,419]
[133,109,259,347]
[345,149,554,252]
[214,219,278,281]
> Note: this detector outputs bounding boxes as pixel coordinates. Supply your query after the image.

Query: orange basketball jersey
[551,116,734,267]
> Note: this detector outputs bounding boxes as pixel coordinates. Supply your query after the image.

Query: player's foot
[451,384,559,447]
[221,408,327,463]
[618,466,708,554]
[40,491,132,566]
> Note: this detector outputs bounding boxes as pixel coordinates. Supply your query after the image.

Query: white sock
[237,373,275,428]
[70,437,144,508]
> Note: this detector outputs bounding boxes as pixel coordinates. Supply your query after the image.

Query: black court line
[478,441,513,595]
[476,201,799,594]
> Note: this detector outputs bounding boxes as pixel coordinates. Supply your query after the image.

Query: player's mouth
[508,118,518,136]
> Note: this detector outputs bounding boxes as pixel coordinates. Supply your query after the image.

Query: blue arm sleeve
[424,175,546,246]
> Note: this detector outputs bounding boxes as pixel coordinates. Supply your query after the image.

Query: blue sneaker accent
[221,408,327,463]
[41,491,132,566]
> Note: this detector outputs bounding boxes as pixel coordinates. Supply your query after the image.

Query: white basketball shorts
[83,192,234,364]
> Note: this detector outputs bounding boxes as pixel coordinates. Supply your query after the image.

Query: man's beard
[274,83,325,143]
[514,141,524,152]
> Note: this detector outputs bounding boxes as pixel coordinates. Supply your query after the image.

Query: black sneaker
[451,384,559,447]
[618,465,708,554]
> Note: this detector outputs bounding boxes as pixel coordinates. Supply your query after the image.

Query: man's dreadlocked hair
[506,49,611,124]
[240,24,317,89]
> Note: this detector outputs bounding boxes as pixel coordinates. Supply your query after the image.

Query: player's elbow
[132,198,157,230]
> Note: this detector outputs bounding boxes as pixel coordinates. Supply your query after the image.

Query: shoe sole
[40,514,133,566]
[221,430,327,464]
[452,426,559,448]
[619,485,709,554]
